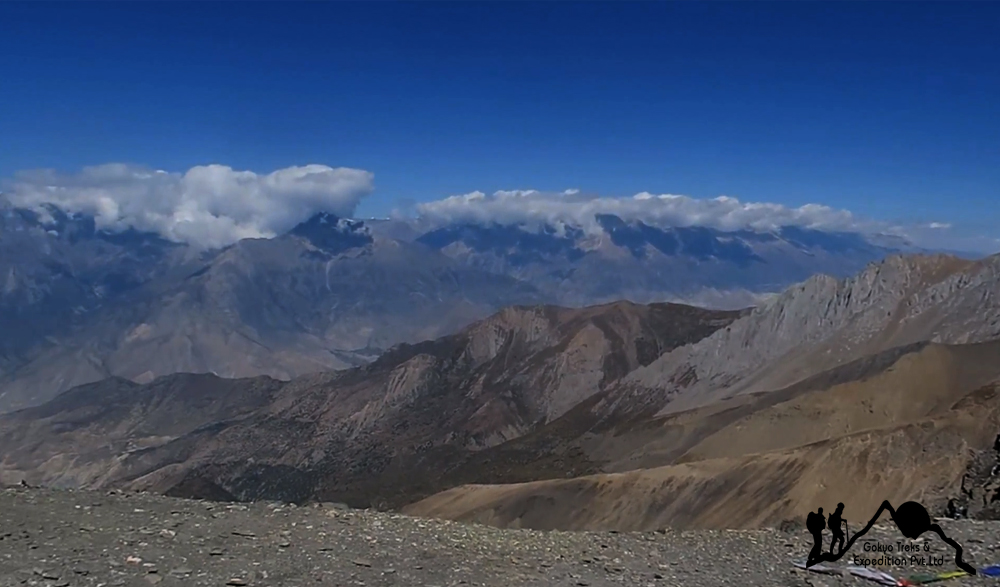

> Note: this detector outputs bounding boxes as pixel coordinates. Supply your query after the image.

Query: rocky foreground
[3,487,1000,587]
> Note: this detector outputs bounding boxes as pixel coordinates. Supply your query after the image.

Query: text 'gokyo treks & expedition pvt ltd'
[853,539,950,568]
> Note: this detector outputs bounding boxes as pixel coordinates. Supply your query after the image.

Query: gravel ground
[2,487,1000,587]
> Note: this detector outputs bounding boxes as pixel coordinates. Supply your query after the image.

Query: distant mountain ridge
[0,201,542,412]
[0,195,956,411]
[397,214,929,306]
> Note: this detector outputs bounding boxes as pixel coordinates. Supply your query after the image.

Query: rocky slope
[599,253,1000,418]
[0,301,741,509]
[407,343,1000,531]
[400,254,1000,531]
[5,486,1000,587]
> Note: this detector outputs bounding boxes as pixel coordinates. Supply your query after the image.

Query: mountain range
[0,202,540,412]
[2,249,1000,532]
[0,195,929,412]
[405,217,924,307]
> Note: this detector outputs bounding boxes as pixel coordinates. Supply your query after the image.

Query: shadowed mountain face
[0,204,182,346]
[0,203,197,378]
[595,214,763,265]
[416,222,588,265]
[0,301,743,506]
[287,212,374,254]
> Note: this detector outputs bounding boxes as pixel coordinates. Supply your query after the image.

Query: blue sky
[0,2,997,250]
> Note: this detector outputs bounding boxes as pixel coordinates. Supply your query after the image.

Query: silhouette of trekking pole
[841,520,849,555]
[806,500,976,576]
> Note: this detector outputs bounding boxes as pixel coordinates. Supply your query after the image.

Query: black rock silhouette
[895,501,931,539]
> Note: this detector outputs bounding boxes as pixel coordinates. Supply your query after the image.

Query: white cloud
[414,189,873,234]
[3,163,374,248]
[410,189,1000,254]
[8,167,990,255]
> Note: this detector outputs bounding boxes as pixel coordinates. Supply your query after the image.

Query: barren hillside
[0,301,741,509]
[406,346,1000,530]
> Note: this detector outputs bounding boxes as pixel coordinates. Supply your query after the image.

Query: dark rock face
[950,432,1000,521]
[777,226,872,253]
[596,213,681,258]
[288,213,374,254]
[0,200,188,369]
[417,222,587,265]
[163,475,237,502]
[594,214,763,266]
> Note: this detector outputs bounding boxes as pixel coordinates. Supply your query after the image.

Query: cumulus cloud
[409,189,1000,254]
[414,189,875,234]
[7,167,989,254]
[3,163,374,248]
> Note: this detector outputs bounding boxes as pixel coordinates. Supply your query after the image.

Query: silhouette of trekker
[806,507,826,564]
[805,500,976,576]
[828,503,846,555]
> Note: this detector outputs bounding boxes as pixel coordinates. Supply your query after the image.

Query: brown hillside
[404,342,1000,530]
[0,301,741,509]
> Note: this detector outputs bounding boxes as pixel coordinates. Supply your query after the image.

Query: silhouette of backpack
[807,511,826,534]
